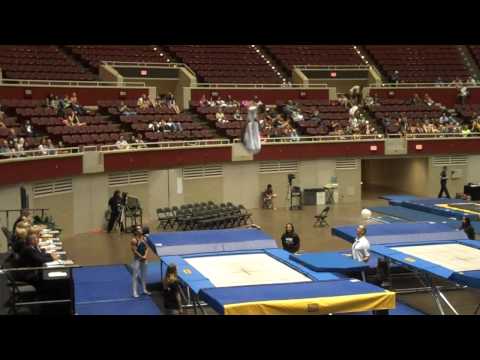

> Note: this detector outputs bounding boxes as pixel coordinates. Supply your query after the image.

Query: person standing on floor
[107,190,122,233]
[438,166,451,198]
[131,226,151,298]
[352,225,370,262]
[281,223,300,253]
[162,263,183,315]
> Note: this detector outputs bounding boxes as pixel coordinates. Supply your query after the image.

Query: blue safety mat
[340,301,425,316]
[73,265,162,315]
[289,252,369,273]
[265,249,345,281]
[332,222,467,245]
[148,228,277,256]
[371,206,456,223]
[76,298,162,315]
[200,279,391,314]
[402,199,478,220]
[379,195,418,205]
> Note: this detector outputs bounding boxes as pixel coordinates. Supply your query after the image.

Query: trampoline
[332,222,480,315]
[379,194,418,206]
[154,229,395,315]
[401,198,479,220]
[372,240,480,315]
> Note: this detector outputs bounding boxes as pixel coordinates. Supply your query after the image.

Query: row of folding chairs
[157,202,252,231]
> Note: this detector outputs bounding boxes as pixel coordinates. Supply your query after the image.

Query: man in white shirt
[352,225,370,262]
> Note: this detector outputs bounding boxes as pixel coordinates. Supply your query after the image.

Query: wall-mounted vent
[432,156,467,167]
[259,161,298,174]
[183,165,224,180]
[335,158,358,170]
[33,178,73,198]
[108,170,149,187]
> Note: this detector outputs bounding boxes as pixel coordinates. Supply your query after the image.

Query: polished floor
[62,185,480,315]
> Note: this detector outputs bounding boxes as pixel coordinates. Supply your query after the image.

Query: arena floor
[62,185,480,315]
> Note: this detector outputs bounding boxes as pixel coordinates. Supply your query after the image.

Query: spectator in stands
[391,70,400,84]
[162,263,183,315]
[0,139,10,157]
[133,134,146,148]
[207,96,216,107]
[283,99,297,118]
[337,94,349,108]
[423,93,435,107]
[63,110,86,127]
[23,120,34,136]
[286,123,300,141]
[148,119,161,132]
[14,137,25,156]
[291,109,304,123]
[199,94,208,107]
[166,92,180,114]
[233,109,243,121]
[252,96,263,107]
[349,85,362,105]
[262,184,277,209]
[45,138,56,155]
[46,93,55,108]
[471,118,480,133]
[225,95,240,108]
[439,112,452,125]
[458,86,469,105]
[137,94,151,109]
[118,101,136,116]
[462,125,471,137]
[215,96,226,108]
[0,118,6,128]
[38,138,49,156]
[216,108,227,123]
[467,76,477,86]
[310,110,322,126]
[115,135,129,150]
[435,77,443,86]
[165,118,182,132]
[154,95,166,108]
[412,93,422,105]
[451,77,463,88]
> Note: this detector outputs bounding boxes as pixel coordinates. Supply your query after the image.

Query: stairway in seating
[57,46,98,78]
[458,45,480,80]
[356,45,387,83]
[253,45,288,85]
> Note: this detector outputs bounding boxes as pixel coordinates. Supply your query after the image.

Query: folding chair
[314,206,330,227]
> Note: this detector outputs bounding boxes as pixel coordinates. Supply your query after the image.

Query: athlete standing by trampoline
[131,226,151,298]
[438,166,451,198]
[459,216,476,240]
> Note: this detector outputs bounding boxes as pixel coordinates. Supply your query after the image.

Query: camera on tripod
[288,174,296,186]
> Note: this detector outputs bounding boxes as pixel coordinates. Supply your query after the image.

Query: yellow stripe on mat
[224,291,396,315]
[436,204,480,216]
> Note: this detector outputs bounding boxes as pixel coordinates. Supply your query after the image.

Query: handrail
[369,83,480,89]
[0,79,147,88]
[404,132,480,140]
[101,61,197,77]
[0,146,83,162]
[193,83,329,89]
[1,134,480,164]
[233,134,384,144]
[99,138,231,152]
[293,65,370,70]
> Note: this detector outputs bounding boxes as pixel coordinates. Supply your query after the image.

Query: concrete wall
[467,155,480,183]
